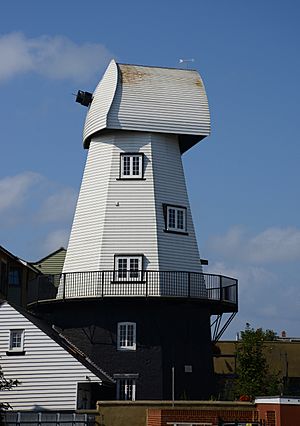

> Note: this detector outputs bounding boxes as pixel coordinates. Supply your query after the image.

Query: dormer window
[120,153,143,179]
[164,204,187,234]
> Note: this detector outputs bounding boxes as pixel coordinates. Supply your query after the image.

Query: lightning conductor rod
[179,58,195,69]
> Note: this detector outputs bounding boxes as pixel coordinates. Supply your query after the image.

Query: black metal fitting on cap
[76,90,93,107]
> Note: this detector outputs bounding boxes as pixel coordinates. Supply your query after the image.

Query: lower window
[114,255,143,281]
[116,378,136,401]
[117,322,136,351]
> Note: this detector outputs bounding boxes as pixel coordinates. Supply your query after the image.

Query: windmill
[31,60,238,401]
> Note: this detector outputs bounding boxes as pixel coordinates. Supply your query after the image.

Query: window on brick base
[117,322,136,351]
[116,378,136,401]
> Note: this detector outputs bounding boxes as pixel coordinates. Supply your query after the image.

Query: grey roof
[83,60,211,153]
[0,245,40,274]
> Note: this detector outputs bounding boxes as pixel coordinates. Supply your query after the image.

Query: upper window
[114,255,143,281]
[8,267,21,286]
[9,329,24,352]
[117,322,136,351]
[120,153,143,179]
[0,261,7,293]
[165,205,187,233]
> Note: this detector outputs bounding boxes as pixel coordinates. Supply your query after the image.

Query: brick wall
[147,409,162,426]
[148,407,258,426]
[97,400,257,426]
[256,401,300,426]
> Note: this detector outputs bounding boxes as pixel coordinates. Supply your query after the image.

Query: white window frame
[117,322,136,351]
[9,329,24,352]
[120,153,143,179]
[166,205,187,233]
[114,255,143,281]
[116,378,136,401]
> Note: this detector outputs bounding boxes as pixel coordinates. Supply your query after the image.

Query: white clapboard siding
[151,133,202,272]
[62,137,113,273]
[0,302,102,410]
[83,60,210,149]
[61,131,206,297]
[63,132,157,275]
[83,59,118,145]
[98,132,158,271]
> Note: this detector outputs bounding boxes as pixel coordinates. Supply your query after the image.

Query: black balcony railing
[27,271,238,311]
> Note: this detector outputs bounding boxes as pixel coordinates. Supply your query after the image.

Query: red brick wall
[257,402,300,426]
[147,409,162,426]
[147,408,258,426]
[280,405,300,426]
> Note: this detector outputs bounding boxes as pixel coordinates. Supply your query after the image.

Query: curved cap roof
[83,60,210,153]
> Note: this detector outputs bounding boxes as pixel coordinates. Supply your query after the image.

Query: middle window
[114,255,143,281]
[165,205,187,233]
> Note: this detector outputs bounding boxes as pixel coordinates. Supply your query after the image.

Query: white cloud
[0,171,41,212]
[0,32,113,82]
[37,188,77,223]
[207,260,276,303]
[207,225,300,264]
[0,171,76,258]
[42,229,69,253]
[248,227,300,263]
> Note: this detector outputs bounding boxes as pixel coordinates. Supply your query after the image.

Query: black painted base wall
[34,298,215,400]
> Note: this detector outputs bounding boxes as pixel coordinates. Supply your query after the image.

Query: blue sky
[0,0,300,338]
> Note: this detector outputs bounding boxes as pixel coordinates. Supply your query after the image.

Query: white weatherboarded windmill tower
[31,60,238,401]
[62,61,209,294]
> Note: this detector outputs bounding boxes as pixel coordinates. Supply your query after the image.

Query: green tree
[234,325,281,400]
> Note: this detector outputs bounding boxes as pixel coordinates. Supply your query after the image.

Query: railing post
[36,276,40,303]
[145,271,148,297]
[219,275,222,301]
[188,272,191,298]
[101,271,104,297]
[62,273,66,301]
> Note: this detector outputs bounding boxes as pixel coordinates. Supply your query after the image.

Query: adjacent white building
[0,301,113,410]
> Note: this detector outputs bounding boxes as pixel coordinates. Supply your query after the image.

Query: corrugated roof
[83,60,210,153]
